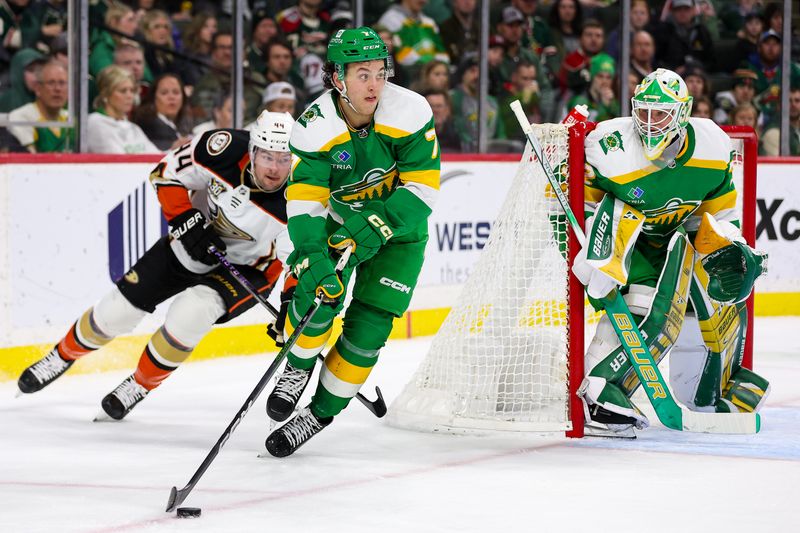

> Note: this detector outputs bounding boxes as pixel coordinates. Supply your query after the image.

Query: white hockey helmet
[631,68,693,161]
[249,110,293,159]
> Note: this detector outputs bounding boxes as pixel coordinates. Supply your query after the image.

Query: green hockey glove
[328,210,393,267]
[292,252,344,304]
[701,241,767,305]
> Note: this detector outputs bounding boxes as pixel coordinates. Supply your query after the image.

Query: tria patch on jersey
[207,131,232,155]
[298,104,324,128]
[627,186,645,204]
[599,131,624,154]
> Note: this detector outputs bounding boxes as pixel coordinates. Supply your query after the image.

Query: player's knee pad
[717,367,771,413]
[93,286,148,338]
[163,285,226,348]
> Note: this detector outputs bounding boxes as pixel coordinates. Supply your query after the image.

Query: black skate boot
[584,403,638,439]
[266,362,313,422]
[18,348,74,394]
[101,375,149,420]
[265,407,332,458]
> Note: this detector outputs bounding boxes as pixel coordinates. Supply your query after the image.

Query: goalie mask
[248,110,294,193]
[631,69,693,161]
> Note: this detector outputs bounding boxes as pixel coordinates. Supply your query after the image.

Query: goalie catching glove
[290,251,344,305]
[572,195,646,299]
[694,213,767,305]
[328,207,394,268]
[169,208,226,265]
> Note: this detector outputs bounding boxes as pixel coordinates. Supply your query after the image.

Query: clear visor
[253,147,292,168]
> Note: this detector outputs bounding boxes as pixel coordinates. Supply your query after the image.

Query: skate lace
[113,377,148,408]
[283,408,324,448]
[274,366,310,402]
[30,352,70,383]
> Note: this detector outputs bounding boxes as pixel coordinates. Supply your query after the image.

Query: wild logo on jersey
[298,104,324,127]
[331,164,399,210]
[599,131,624,154]
[641,197,701,235]
[208,202,256,241]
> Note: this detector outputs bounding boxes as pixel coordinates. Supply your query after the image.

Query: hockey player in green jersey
[573,68,770,435]
[264,27,440,457]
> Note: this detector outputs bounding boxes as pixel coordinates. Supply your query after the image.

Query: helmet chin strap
[335,78,359,114]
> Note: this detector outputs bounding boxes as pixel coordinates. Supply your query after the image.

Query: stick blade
[680,410,761,434]
[165,486,183,513]
[372,387,388,418]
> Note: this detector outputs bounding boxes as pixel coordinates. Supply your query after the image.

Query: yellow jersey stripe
[319,131,352,153]
[375,123,411,139]
[693,190,738,218]
[286,183,330,204]
[585,185,606,202]
[400,169,440,189]
[685,158,729,171]
[607,164,660,185]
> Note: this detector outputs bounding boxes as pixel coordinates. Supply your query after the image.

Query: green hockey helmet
[327,27,393,80]
[631,68,693,160]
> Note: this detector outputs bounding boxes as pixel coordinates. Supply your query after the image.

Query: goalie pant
[33,237,282,397]
[579,224,770,430]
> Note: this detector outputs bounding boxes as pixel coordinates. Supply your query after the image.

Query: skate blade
[15,388,25,398]
[257,448,272,459]
[584,423,637,440]
[93,410,119,422]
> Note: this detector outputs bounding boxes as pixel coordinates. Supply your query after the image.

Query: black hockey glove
[169,208,226,266]
[266,284,296,347]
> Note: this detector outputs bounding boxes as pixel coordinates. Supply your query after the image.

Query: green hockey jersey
[287,82,440,257]
[584,117,737,246]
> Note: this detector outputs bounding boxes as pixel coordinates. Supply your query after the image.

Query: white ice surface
[1,318,799,533]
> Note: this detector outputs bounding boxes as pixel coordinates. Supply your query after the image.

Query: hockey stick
[166,248,352,513]
[208,247,387,418]
[510,101,760,434]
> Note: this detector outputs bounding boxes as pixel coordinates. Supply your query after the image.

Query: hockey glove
[328,210,393,268]
[169,208,226,266]
[293,252,344,305]
[701,241,767,305]
[267,283,296,347]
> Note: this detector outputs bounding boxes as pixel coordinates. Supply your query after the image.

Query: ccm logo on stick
[380,277,410,293]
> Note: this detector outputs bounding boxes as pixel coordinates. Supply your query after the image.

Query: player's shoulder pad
[374,82,433,139]
[687,118,733,163]
[193,129,249,183]
[290,91,347,154]
[584,117,642,177]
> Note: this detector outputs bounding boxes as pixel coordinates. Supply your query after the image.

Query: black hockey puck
[176,507,202,518]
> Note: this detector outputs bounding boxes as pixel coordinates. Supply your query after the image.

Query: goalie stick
[166,248,353,513]
[209,246,387,418]
[510,100,760,435]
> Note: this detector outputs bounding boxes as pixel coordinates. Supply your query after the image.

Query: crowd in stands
[1,0,799,155]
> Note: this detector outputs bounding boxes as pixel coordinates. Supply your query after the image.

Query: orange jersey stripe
[157,185,193,221]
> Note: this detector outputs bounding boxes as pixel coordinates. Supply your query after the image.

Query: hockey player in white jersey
[18,111,297,421]
[572,68,770,434]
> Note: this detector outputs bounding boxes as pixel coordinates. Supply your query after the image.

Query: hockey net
[387,123,757,438]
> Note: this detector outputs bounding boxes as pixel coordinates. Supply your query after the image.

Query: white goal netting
[388,124,575,433]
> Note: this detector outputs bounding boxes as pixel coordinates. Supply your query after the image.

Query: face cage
[631,99,684,148]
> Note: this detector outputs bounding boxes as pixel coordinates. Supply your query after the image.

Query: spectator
[450,54,505,152]
[682,65,710,100]
[714,69,758,125]
[498,6,554,120]
[499,60,542,142]
[247,9,279,74]
[181,11,217,64]
[263,38,306,102]
[653,0,715,71]
[606,0,653,62]
[729,101,760,134]
[745,30,800,127]
[191,92,232,137]
[276,0,331,59]
[191,31,263,124]
[548,0,584,64]
[373,24,410,88]
[762,2,783,35]
[558,19,605,96]
[329,1,355,34]
[439,0,478,65]
[113,41,149,104]
[377,0,450,73]
[87,65,158,154]
[411,59,450,93]
[0,0,55,56]
[691,95,713,119]
[719,0,760,39]
[566,52,619,122]
[423,88,461,152]
[512,0,554,56]
[133,73,192,151]
[139,10,194,88]
[0,48,44,112]
[23,0,68,56]
[89,3,144,79]
[262,81,297,117]
[761,87,800,156]
[720,9,763,73]
[630,30,656,82]
[8,59,73,153]
[487,34,507,96]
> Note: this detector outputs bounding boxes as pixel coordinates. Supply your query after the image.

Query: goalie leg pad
[717,367,771,413]
[311,300,393,419]
[668,313,714,411]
